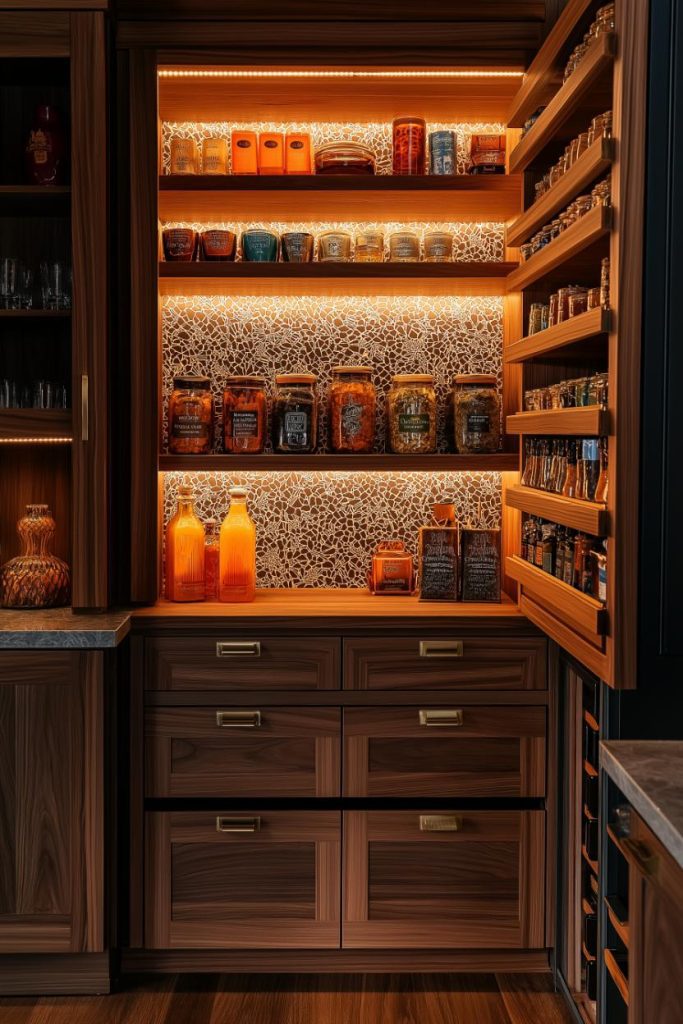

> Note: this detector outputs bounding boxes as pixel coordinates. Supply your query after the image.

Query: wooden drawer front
[344,706,546,798]
[146,635,340,691]
[343,810,545,949]
[145,707,341,798]
[344,636,547,690]
[145,810,340,949]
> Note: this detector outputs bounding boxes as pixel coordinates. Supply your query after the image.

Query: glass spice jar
[168,375,214,455]
[328,366,376,453]
[389,231,420,262]
[272,373,318,453]
[387,374,436,454]
[162,228,197,262]
[170,137,198,175]
[392,116,426,175]
[318,230,352,262]
[451,374,501,454]
[222,375,267,454]
[201,137,228,174]
[354,231,384,263]
[423,231,453,262]
[199,229,236,261]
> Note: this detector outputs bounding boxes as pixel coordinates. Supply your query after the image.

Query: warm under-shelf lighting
[158,70,523,80]
[0,436,72,445]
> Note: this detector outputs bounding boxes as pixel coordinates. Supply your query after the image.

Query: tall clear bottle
[166,484,205,602]
[219,486,256,603]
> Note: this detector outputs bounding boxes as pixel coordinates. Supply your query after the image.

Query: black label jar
[451,374,501,454]
[272,373,318,453]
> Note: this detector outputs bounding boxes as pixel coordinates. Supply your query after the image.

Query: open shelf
[159,453,519,473]
[605,895,630,948]
[505,483,608,535]
[506,406,610,436]
[509,32,615,173]
[584,708,599,731]
[581,843,599,874]
[506,205,610,291]
[506,555,607,641]
[0,408,72,442]
[0,184,71,216]
[160,261,517,280]
[0,309,71,320]
[604,949,629,1006]
[504,307,610,363]
[506,137,612,247]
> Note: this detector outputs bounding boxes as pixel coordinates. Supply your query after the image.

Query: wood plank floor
[0,974,575,1023]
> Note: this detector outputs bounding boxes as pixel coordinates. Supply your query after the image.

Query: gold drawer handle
[420,815,463,832]
[419,709,464,727]
[621,837,659,878]
[419,640,464,658]
[216,816,261,833]
[216,641,261,658]
[216,710,262,728]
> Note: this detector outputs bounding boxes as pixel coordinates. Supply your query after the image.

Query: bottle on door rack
[219,486,256,603]
[166,484,205,602]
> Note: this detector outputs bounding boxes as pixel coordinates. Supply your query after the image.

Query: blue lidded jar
[241,229,279,262]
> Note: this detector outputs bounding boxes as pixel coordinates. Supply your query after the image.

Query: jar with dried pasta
[328,366,376,453]
[451,374,501,454]
[387,374,437,454]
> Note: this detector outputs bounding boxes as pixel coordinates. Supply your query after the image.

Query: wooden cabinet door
[0,651,103,953]
[343,810,545,949]
[344,706,546,798]
[145,810,340,949]
[628,813,683,1024]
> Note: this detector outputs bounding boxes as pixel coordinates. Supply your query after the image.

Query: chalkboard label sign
[418,526,459,601]
[461,527,501,603]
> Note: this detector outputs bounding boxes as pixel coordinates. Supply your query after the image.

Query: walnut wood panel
[504,307,610,363]
[122,1,545,20]
[0,952,111,997]
[146,634,340,691]
[159,454,518,472]
[145,706,341,797]
[0,651,103,955]
[0,12,69,56]
[343,810,545,949]
[506,407,610,436]
[343,635,547,691]
[145,810,340,949]
[507,556,607,642]
[70,11,109,610]
[520,593,608,681]
[0,409,72,441]
[505,484,608,535]
[506,206,611,292]
[343,705,546,798]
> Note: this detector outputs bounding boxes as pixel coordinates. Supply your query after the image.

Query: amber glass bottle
[165,484,205,602]
[219,486,256,603]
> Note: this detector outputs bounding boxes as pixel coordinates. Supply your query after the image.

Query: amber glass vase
[219,486,256,603]
[0,504,70,608]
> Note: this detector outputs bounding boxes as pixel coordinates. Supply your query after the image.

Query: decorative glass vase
[0,504,71,609]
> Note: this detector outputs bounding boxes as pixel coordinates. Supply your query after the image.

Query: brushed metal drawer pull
[216,641,261,658]
[621,837,659,878]
[419,640,464,658]
[420,815,463,833]
[419,709,464,727]
[216,710,262,728]
[216,816,261,833]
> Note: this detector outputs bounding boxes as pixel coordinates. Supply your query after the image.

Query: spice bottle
[562,440,578,498]
[202,137,228,174]
[328,366,376,453]
[418,503,459,602]
[166,485,205,602]
[170,137,199,175]
[219,487,256,603]
[595,437,609,503]
[204,519,220,600]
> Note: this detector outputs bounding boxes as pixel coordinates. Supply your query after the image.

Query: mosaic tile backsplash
[164,471,502,590]
[162,121,506,177]
[162,294,504,454]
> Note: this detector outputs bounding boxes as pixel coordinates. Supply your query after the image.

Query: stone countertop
[601,740,683,871]
[0,608,132,648]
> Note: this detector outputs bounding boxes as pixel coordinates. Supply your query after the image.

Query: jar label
[290,140,304,149]
[264,139,279,149]
[284,410,309,444]
[172,413,207,439]
[398,413,430,434]
[341,402,364,439]
[237,139,252,148]
[231,410,259,438]
[466,413,490,434]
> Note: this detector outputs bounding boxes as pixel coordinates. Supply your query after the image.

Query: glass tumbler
[40,261,71,310]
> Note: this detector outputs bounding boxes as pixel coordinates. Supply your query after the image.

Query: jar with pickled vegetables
[387,374,436,454]
[168,375,214,454]
[328,366,376,453]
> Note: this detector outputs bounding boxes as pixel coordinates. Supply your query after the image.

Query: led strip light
[159,69,523,79]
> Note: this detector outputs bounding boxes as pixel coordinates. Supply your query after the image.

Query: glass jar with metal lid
[272,373,318,453]
[168,375,214,455]
[387,374,436,454]
[328,366,376,453]
[451,374,501,454]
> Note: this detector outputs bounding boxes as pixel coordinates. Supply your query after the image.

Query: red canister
[392,116,426,175]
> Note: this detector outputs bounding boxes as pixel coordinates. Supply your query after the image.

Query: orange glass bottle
[219,486,256,603]
[165,484,205,602]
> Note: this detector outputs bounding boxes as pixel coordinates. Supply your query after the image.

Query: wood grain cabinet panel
[145,707,341,798]
[0,651,103,954]
[146,635,340,691]
[343,810,545,949]
[145,810,341,949]
[343,706,546,798]
[343,636,547,690]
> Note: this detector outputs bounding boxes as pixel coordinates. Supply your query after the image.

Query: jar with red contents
[392,117,426,175]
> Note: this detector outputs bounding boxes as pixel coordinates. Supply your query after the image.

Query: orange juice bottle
[219,486,256,602]
[165,484,205,601]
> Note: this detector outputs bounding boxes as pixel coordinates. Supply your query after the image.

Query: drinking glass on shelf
[40,261,71,310]
[19,265,34,309]
[33,381,48,408]
[0,379,18,408]
[0,258,20,309]
[52,382,68,408]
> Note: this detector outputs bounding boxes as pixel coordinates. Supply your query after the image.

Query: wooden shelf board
[584,758,598,779]
[160,261,516,280]
[509,33,615,172]
[504,307,610,363]
[583,803,597,822]
[0,408,72,441]
[582,896,595,916]
[159,174,524,223]
[506,555,607,640]
[606,823,629,860]
[506,406,610,436]
[520,592,608,681]
[604,896,630,948]
[506,205,610,292]
[159,453,519,473]
[506,137,612,246]
[581,843,599,874]
[583,708,600,732]
[581,941,596,964]
[505,483,608,535]
[0,185,70,195]
[0,309,71,319]
[604,948,629,1006]
[573,992,597,1024]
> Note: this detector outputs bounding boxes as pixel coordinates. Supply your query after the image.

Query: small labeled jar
[328,366,376,453]
[423,231,453,262]
[314,142,375,175]
[241,229,279,262]
[387,374,436,454]
[389,230,420,262]
[428,130,456,174]
[285,132,312,174]
[200,229,236,261]
[392,116,426,175]
[354,231,384,263]
[162,228,197,262]
[170,137,198,174]
[168,375,214,454]
[222,376,267,454]
[272,373,318,453]
[281,232,314,262]
[318,230,352,262]
[201,137,228,174]
[451,374,501,454]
